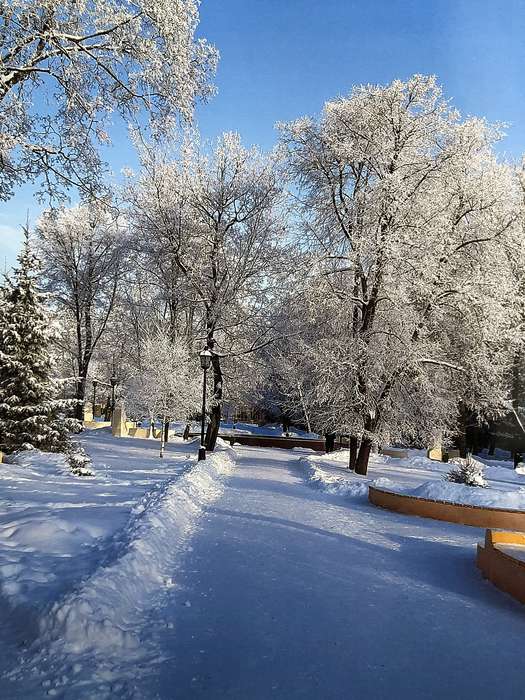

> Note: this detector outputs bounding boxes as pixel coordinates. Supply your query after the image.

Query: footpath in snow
[3,439,525,698]
[131,445,525,700]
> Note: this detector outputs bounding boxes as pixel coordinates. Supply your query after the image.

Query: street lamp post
[198,348,213,461]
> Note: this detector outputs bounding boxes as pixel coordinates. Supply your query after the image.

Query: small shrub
[66,442,94,476]
[445,454,487,488]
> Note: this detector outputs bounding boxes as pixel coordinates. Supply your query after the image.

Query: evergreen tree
[0,231,77,453]
[446,455,487,488]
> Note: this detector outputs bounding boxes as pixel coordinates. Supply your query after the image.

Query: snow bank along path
[132,445,525,700]
[300,449,525,510]
[5,444,235,698]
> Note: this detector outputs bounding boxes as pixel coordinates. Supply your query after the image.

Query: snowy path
[138,445,525,700]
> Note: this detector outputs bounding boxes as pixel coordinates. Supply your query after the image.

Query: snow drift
[298,449,525,511]
[298,452,394,499]
[7,445,235,698]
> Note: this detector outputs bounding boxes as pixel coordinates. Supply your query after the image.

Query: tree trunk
[164,418,169,444]
[355,437,372,475]
[103,395,111,421]
[148,415,155,438]
[75,375,87,421]
[349,435,358,470]
[205,352,222,452]
[160,414,166,458]
[296,381,311,433]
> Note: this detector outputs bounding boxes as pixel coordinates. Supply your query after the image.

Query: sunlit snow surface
[2,435,525,698]
[0,431,234,698]
[0,431,193,608]
[301,449,525,509]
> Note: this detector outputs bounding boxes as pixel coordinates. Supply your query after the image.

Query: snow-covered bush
[445,455,487,488]
[65,442,94,477]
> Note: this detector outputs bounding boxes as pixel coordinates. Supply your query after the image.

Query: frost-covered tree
[35,201,127,420]
[128,133,286,450]
[125,332,201,456]
[0,0,217,201]
[279,75,522,474]
[0,232,76,453]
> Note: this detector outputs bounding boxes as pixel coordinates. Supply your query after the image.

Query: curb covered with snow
[369,484,525,531]
[378,479,525,511]
[7,445,236,698]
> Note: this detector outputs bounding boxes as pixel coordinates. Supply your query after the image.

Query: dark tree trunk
[103,395,111,421]
[355,437,372,475]
[349,435,358,470]
[205,351,222,452]
[75,375,86,421]
[164,419,169,444]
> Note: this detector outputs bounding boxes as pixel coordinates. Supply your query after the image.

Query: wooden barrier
[427,448,462,462]
[368,485,525,530]
[83,421,111,430]
[93,426,338,451]
[212,434,346,452]
[381,448,408,458]
[477,530,525,604]
[127,427,151,439]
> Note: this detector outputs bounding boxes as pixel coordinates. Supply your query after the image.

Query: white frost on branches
[125,332,201,432]
[0,0,218,200]
[277,75,524,473]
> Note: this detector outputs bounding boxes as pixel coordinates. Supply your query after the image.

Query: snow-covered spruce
[7,444,235,697]
[65,442,94,477]
[0,234,78,455]
[446,455,487,488]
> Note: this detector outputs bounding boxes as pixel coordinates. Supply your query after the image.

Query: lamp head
[199,348,213,370]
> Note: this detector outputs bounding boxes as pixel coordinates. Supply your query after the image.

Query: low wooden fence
[190,433,344,452]
[369,485,525,530]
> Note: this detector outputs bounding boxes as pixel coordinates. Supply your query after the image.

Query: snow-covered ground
[159,419,319,439]
[2,436,525,698]
[132,445,525,699]
[300,448,525,509]
[0,431,234,697]
[217,421,319,439]
[0,431,193,608]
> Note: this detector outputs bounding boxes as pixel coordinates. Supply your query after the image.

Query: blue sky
[2,0,525,269]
